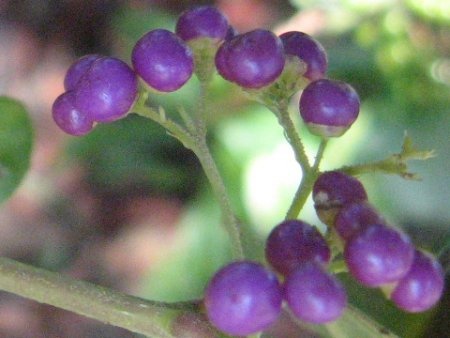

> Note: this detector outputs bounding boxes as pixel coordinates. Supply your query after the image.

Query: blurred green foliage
[0,97,33,204]
[68,114,201,199]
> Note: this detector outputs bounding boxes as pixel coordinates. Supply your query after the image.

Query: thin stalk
[193,136,244,259]
[270,101,311,173]
[133,95,195,150]
[194,80,244,258]
[133,93,244,259]
[0,257,203,338]
[286,138,328,219]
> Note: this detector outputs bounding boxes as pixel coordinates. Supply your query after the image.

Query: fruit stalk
[286,138,328,219]
[134,94,244,259]
[0,257,202,338]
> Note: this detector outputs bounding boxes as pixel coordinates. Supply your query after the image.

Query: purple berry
[176,6,229,42]
[52,91,93,136]
[215,29,285,89]
[73,57,138,123]
[391,250,444,312]
[214,40,234,80]
[204,261,282,336]
[280,31,328,81]
[284,262,347,324]
[132,29,194,92]
[313,171,368,226]
[299,79,360,137]
[265,219,330,276]
[344,223,415,287]
[64,54,101,91]
[334,202,384,242]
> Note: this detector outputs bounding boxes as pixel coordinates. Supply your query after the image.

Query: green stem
[340,160,404,177]
[329,258,348,274]
[286,138,328,219]
[339,134,435,180]
[193,136,244,259]
[133,93,244,259]
[0,257,203,338]
[193,79,243,258]
[270,101,311,173]
[133,94,195,150]
[247,334,262,338]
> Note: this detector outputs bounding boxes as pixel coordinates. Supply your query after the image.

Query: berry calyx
[299,79,360,137]
[280,31,328,81]
[265,219,330,276]
[52,91,94,136]
[204,261,282,336]
[313,171,368,226]
[176,6,229,42]
[132,29,194,92]
[390,250,444,313]
[344,223,415,287]
[284,262,347,324]
[215,29,285,89]
[73,56,138,122]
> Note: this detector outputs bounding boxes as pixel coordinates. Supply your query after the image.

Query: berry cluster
[205,171,444,336]
[205,220,346,336]
[53,4,360,139]
[51,4,445,337]
[313,171,444,311]
[52,55,138,135]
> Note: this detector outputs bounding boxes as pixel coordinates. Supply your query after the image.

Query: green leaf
[0,96,33,203]
[323,305,399,338]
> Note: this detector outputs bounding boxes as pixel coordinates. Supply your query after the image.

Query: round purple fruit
[204,261,282,336]
[132,29,194,92]
[390,250,444,312]
[73,56,138,122]
[215,29,285,89]
[64,54,101,91]
[265,219,330,276]
[344,223,414,287]
[334,202,383,242]
[284,262,347,324]
[280,31,327,81]
[299,79,360,137]
[52,91,94,136]
[176,6,229,42]
[313,171,368,226]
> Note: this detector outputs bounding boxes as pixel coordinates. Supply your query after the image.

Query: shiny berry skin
[284,262,347,324]
[280,31,327,81]
[176,6,229,42]
[215,29,285,88]
[391,250,444,312]
[73,57,138,122]
[204,261,282,336]
[52,91,93,136]
[334,202,383,242]
[214,40,234,80]
[299,79,360,137]
[313,171,368,226]
[64,54,101,91]
[265,219,330,276]
[132,29,194,92]
[344,223,415,287]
